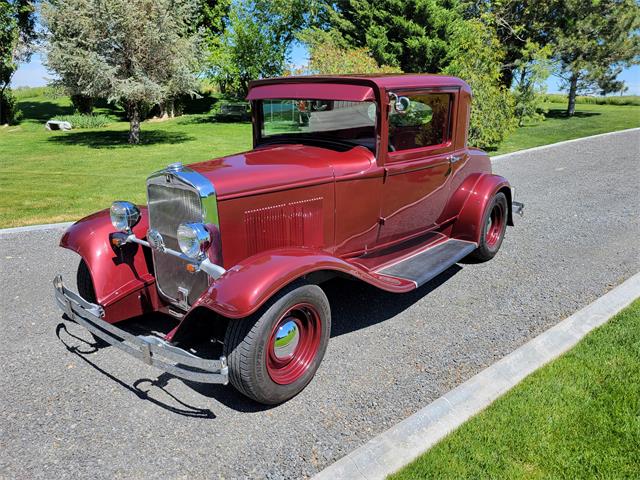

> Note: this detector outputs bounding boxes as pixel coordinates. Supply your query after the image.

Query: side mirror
[395,96,411,113]
[389,92,411,114]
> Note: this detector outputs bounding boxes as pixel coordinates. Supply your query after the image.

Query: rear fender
[59,208,162,323]
[451,174,511,244]
[182,247,415,321]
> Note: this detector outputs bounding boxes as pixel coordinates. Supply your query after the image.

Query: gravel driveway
[1,130,638,479]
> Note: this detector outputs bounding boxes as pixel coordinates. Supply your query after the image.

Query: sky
[13,47,640,95]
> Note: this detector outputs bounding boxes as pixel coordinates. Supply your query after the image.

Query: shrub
[0,88,22,125]
[52,113,110,128]
[443,19,516,149]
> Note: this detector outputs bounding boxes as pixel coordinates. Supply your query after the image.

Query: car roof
[249,74,470,93]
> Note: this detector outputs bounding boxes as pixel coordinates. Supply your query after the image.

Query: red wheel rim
[485,201,505,248]
[266,303,322,385]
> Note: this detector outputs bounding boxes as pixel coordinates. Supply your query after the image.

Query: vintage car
[54,74,523,405]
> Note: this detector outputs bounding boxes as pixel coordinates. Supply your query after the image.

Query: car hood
[189,144,375,200]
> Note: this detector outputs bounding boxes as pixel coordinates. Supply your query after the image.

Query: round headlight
[177,223,211,259]
[110,201,141,233]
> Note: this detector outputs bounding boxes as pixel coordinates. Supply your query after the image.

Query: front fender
[60,207,162,323]
[451,173,511,243]
[186,247,415,321]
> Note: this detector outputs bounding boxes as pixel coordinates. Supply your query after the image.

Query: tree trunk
[158,99,176,119]
[0,84,6,125]
[517,68,528,127]
[128,102,141,144]
[71,94,94,114]
[501,67,515,90]
[567,74,578,117]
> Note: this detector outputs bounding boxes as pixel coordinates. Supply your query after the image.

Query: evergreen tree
[328,0,461,73]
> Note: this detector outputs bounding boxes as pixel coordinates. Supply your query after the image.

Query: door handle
[448,154,463,164]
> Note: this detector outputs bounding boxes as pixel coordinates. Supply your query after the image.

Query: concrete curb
[0,221,73,236]
[313,272,640,480]
[1,128,637,235]
[491,127,640,162]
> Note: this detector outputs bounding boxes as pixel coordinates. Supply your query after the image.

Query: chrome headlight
[110,201,140,233]
[177,223,211,259]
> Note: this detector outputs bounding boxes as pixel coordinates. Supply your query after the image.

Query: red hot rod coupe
[54,75,523,404]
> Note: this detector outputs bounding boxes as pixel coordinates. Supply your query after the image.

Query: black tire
[76,260,108,347]
[468,192,508,262]
[223,281,331,405]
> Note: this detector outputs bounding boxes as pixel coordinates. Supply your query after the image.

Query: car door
[377,89,458,247]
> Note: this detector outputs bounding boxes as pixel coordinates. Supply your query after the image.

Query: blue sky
[13,47,640,95]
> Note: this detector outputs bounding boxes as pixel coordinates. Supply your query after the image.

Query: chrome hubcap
[273,320,300,360]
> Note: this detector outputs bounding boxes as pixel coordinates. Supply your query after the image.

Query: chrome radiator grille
[147,182,209,306]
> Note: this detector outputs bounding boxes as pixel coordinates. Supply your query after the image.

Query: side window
[389,93,452,152]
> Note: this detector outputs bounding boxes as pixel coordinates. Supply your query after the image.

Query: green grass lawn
[492,102,639,155]
[390,299,640,480]
[0,93,638,227]
[0,94,251,227]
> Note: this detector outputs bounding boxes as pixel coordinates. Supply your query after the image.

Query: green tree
[297,28,402,74]
[0,0,36,124]
[42,0,203,144]
[463,0,559,89]
[512,41,552,126]
[327,0,462,73]
[443,18,516,148]
[199,0,232,37]
[553,0,640,116]
[208,0,318,96]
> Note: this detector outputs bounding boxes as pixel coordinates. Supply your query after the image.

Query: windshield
[259,99,377,152]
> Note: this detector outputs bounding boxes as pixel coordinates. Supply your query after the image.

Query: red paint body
[60,74,513,329]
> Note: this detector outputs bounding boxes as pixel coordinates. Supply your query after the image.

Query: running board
[377,239,477,287]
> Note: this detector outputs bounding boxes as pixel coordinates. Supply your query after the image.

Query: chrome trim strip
[53,275,229,384]
[121,234,226,279]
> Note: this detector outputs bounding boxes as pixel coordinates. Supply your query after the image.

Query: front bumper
[53,275,228,384]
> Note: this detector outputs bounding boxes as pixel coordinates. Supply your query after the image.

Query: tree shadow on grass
[545,108,601,119]
[48,129,195,148]
[17,100,75,122]
[176,114,252,126]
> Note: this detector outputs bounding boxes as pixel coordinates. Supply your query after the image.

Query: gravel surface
[1,130,638,479]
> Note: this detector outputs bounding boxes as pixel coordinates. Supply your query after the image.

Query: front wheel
[468,191,508,262]
[223,281,331,405]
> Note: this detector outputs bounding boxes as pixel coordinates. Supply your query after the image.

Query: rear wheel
[468,191,508,262]
[76,260,108,347]
[223,281,331,405]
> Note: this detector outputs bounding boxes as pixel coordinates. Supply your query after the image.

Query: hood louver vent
[244,197,324,256]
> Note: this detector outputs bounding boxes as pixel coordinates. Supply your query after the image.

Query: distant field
[1,89,638,227]
[545,93,640,106]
